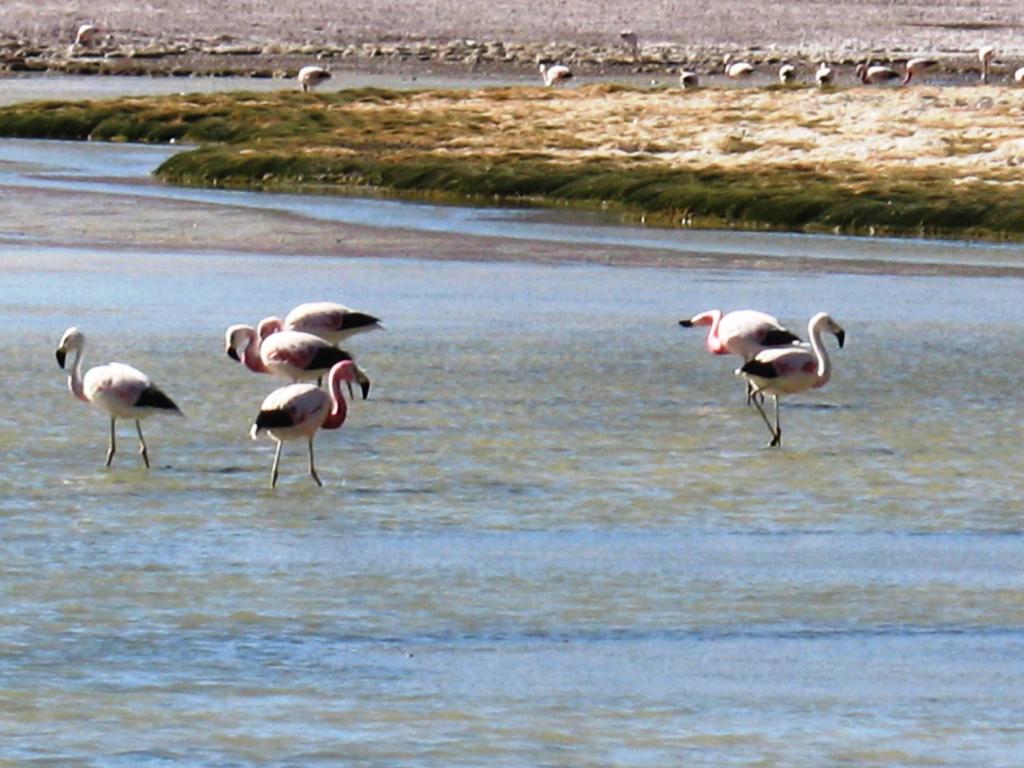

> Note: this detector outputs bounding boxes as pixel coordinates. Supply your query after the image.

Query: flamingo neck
[241,327,269,373]
[68,347,88,402]
[321,365,352,431]
[694,310,725,354]
[808,319,832,388]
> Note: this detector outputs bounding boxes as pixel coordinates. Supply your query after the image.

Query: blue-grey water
[2,136,1024,766]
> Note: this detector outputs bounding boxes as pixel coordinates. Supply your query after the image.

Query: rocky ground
[2,0,1024,81]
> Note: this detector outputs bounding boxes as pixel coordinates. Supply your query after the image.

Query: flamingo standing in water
[778,64,797,84]
[736,312,845,447]
[74,24,99,47]
[724,55,755,80]
[539,63,573,87]
[297,65,331,92]
[679,70,700,89]
[902,57,939,85]
[55,327,181,467]
[815,62,835,88]
[250,360,356,488]
[979,45,996,83]
[225,319,368,398]
[856,62,900,85]
[280,301,382,344]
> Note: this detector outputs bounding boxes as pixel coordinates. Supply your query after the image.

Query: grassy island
[2,84,1024,241]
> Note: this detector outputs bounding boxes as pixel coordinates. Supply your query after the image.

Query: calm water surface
[1,140,1023,766]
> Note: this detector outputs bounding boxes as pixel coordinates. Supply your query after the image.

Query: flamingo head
[256,316,284,341]
[678,310,720,328]
[812,312,846,348]
[56,326,84,368]
[855,63,867,79]
[224,323,255,361]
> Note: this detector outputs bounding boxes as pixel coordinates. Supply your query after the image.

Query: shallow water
[2,140,1024,765]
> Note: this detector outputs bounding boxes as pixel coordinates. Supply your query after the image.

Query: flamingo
[250,360,356,488]
[74,24,99,47]
[539,62,573,87]
[856,62,900,85]
[724,55,755,80]
[815,62,835,88]
[678,70,700,89]
[736,312,845,447]
[1015,67,1024,84]
[620,30,640,61]
[297,65,331,93]
[281,301,381,344]
[979,45,996,83]
[778,64,797,84]
[55,327,181,467]
[225,319,369,398]
[902,57,939,85]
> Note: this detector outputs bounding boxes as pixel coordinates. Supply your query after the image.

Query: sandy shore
[3,0,1024,81]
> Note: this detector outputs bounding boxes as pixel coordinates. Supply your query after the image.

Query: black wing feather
[740,359,779,379]
[135,384,181,412]
[761,328,802,346]
[307,346,352,370]
[339,312,380,331]
[254,409,296,431]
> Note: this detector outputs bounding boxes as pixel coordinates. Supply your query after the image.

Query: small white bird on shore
[815,62,835,88]
[778,64,797,84]
[979,45,996,83]
[539,62,573,87]
[679,70,699,89]
[297,65,331,93]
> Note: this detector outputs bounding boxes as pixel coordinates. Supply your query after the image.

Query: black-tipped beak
[56,348,67,369]
[226,347,240,361]
[360,380,371,400]
[836,330,846,349]
[678,319,694,327]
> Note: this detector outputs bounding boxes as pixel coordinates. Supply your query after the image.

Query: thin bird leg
[106,418,117,466]
[770,396,782,448]
[270,440,283,488]
[355,364,371,399]
[308,436,323,487]
[135,420,150,468]
[750,396,779,446]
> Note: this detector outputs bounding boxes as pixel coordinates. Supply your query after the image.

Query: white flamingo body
[778,64,796,84]
[540,63,573,87]
[724,56,755,79]
[1015,67,1024,84]
[815,62,835,88]
[298,65,331,92]
[737,312,845,447]
[250,361,356,487]
[74,24,99,46]
[680,309,802,360]
[679,70,700,89]
[902,57,939,85]
[979,45,996,83]
[56,327,181,467]
[283,301,382,345]
[857,63,900,85]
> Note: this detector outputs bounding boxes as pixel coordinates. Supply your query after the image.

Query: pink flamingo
[55,327,181,467]
[281,301,382,344]
[736,312,845,447]
[250,360,356,488]
[979,45,996,83]
[679,309,802,360]
[902,57,939,85]
[224,318,369,397]
[856,62,900,85]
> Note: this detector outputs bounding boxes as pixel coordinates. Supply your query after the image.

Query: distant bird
[979,45,996,83]
[736,312,845,447]
[225,320,368,398]
[281,301,382,344]
[55,327,181,467]
[619,29,640,60]
[856,62,900,85]
[297,65,331,93]
[724,54,755,79]
[1015,67,1024,84]
[778,63,797,84]
[540,62,573,87]
[902,57,939,85]
[74,24,99,47]
[815,62,835,88]
[250,360,356,488]
[678,70,700,89]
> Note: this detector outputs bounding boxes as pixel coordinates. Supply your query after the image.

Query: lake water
[2,137,1024,765]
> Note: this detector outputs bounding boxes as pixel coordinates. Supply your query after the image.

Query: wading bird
[856,62,900,85]
[902,57,939,85]
[815,62,835,88]
[679,70,700,89]
[979,45,996,83]
[724,54,755,79]
[778,64,797,84]
[74,24,99,47]
[55,327,181,467]
[297,65,331,92]
[620,29,640,60]
[736,312,845,447]
[225,319,368,398]
[1015,67,1024,84]
[280,301,381,344]
[250,360,357,488]
[539,62,573,87]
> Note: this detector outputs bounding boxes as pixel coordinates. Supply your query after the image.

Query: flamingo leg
[270,440,283,488]
[307,436,323,487]
[750,396,780,447]
[135,420,150,468]
[106,418,117,466]
[770,396,782,447]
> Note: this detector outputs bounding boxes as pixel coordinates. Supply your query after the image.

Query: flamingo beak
[836,329,846,348]
[678,319,694,327]
[226,347,240,361]
[55,348,67,369]
[360,380,371,400]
